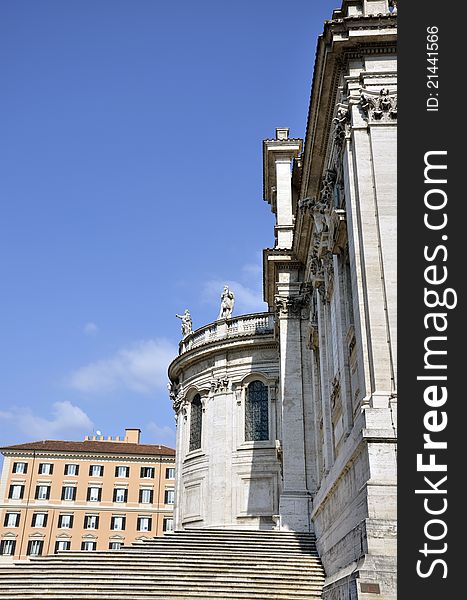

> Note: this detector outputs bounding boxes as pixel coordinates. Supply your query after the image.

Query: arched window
[245,380,269,441]
[189,394,202,451]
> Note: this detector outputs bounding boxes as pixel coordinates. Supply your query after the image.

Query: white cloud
[146,421,176,447]
[202,279,265,316]
[83,322,98,336]
[0,401,93,440]
[68,338,178,395]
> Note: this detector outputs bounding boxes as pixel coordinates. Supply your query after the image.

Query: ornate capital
[359,88,397,122]
[210,377,230,395]
[275,291,310,319]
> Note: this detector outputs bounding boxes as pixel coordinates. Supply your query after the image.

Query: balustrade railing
[179,312,275,354]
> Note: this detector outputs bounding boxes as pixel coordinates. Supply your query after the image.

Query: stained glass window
[245,380,269,441]
[189,394,202,451]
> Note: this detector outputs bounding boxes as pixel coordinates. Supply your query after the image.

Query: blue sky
[0,0,337,451]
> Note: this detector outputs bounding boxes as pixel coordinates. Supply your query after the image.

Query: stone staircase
[0,529,325,599]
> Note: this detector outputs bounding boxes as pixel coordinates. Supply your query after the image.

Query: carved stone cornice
[359,88,397,122]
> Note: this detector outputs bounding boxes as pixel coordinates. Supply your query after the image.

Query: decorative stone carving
[275,289,311,319]
[319,169,337,204]
[359,88,397,122]
[176,309,192,338]
[210,377,230,394]
[332,105,350,148]
[298,196,315,211]
[168,382,187,416]
[218,285,235,320]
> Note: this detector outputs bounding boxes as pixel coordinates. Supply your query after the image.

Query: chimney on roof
[125,428,141,444]
[275,127,289,141]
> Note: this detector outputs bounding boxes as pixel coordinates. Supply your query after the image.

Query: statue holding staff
[176,309,192,338]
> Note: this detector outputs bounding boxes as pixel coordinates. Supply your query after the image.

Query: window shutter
[16,514,20,527]
[122,517,126,530]
[124,489,128,503]
[113,489,117,502]
[61,487,66,500]
[69,515,74,528]
[75,465,79,476]
[23,463,28,474]
[98,488,102,501]
[54,541,59,553]
[3,514,8,527]
[8,487,12,500]
[138,489,142,503]
[89,466,93,476]
[19,486,24,500]
[115,466,118,477]
[46,487,50,500]
[95,515,99,529]
[148,518,152,531]
[150,490,154,503]
[140,467,144,478]
[49,464,54,475]
[110,516,115,529]
[43,514,48,527]
[73,487,77,501]
[34,486,39,500]
[86,488,91,501]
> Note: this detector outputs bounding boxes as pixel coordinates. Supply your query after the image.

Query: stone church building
[0,2,397,599]
[169,1,397,598]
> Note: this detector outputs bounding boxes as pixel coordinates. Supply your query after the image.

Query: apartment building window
[8,484,24,500]
[84,515,99,529]
[110,516,126,531]
[38,463,53,475]
[64,464,79,476]
[81,541,96,551]
[137,517,152,532]
[58,514,74,529]
[163,517,174,532]
[115,466,129,478]
[164,489,175,505]
[35,485,50,501]
[140,467,155,479]
[61,486,77,501]
[87,487,102,502]
[32,513,48,528]
[27,540,44,556]
[89,465,104,477]
[166,468,175,480]
[12,462,27,474]
[139,489,153,504]
[0,540,16,556]
[4,513,20,528]
[55,540,71,552]
[113,488,128,503]
[109,541,122,550]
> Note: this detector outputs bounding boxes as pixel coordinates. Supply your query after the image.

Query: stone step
[25,548,319,563]
[0,563,325,574]
[0,593,322,600]
[0,582,323,593]
[0,530,325,599]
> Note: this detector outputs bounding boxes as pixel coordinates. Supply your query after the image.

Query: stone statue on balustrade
[176,309,192,338]
[218,285,235,320]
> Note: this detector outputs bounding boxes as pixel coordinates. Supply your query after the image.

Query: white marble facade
[169,1,397,599]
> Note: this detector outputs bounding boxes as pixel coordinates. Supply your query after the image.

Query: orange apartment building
[0,428,176,560]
